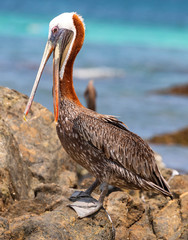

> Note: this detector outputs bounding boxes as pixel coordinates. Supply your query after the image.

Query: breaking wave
[74,67,125,79]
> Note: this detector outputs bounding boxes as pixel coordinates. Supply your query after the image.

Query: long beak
[23,41,54,120]
[24,28,73,123]
[53,41,61,123]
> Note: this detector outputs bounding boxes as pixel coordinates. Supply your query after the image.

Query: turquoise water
[1,1,188,171]
[1,12,188,49]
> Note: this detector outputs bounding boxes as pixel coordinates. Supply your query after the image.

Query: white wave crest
[74,67,125,79]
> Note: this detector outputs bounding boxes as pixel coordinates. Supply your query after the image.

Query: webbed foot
[69,191,91,201]
[68,180,108,218]
[69,192,102,218]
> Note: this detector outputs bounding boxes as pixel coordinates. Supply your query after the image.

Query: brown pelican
[24,12,173,218]
[84,80,97,111]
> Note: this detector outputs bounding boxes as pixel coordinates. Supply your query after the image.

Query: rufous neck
[59,13,85,106]
[60,60,81,105]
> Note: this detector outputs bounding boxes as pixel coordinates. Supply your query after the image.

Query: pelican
[24,12,173,218]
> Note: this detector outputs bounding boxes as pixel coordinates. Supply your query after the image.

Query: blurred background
[0,0,188,172]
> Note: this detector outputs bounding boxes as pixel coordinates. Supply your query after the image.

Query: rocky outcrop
[104,173,188,240]
[150,83,188,146]
[0,118,30,208]
[0,183,112,240]
[0,87,78,196]
[149,127,188,146]
[156,83,188,96]
[0,86,188,239]
[0,87,113,239]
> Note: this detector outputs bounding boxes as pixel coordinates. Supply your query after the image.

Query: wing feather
[73,112,171,194]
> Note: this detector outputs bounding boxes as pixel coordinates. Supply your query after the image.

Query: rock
[148,83,188,147]
[0,118,30,208]
[105,191,156,240]
[0,184,113,240]
[0,87,113,239]
[0,87,78,195]
[152,200,182,240]
[104,182,188,240]
[128,214,156,240]
[170,175,188,197]
[0,86,188,239]
[149,127,188,146]
[0,217,9,234]
[156,83,188,96]
[104,168,188,239]
[180,192,188,224]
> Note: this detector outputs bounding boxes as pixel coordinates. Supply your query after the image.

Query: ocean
[1,0,188,172]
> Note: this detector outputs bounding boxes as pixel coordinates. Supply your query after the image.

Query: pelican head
[24,12,85,122]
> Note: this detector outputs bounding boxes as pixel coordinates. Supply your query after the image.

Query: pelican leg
[69,179,100,201]
[98,182,109,205]
[85,179,100,195]
[69,181,108,218]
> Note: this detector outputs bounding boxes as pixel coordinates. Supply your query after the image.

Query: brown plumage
[24,12,172,218]
[57,98,172,198]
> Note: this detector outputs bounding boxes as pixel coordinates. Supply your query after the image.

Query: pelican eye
[52,26,59,34]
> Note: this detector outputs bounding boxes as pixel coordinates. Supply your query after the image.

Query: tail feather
[153,170,170,191]
[146,164,173,199]
[146,179,173,199]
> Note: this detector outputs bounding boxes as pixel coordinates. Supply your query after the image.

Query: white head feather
[48,12,85,79]
[48,12,85,38]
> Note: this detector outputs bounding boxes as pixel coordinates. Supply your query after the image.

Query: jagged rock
[149,127,188,146]
[0,184,113,240]
[0,87,113,239]
[170,175,188,197]
[0,87,78,195]
[104,191,156,240]
[0,118,30,208]
[180,192,188,224]
[0,86,188,240]
[104,174,188,240]
[153,200,181,239]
